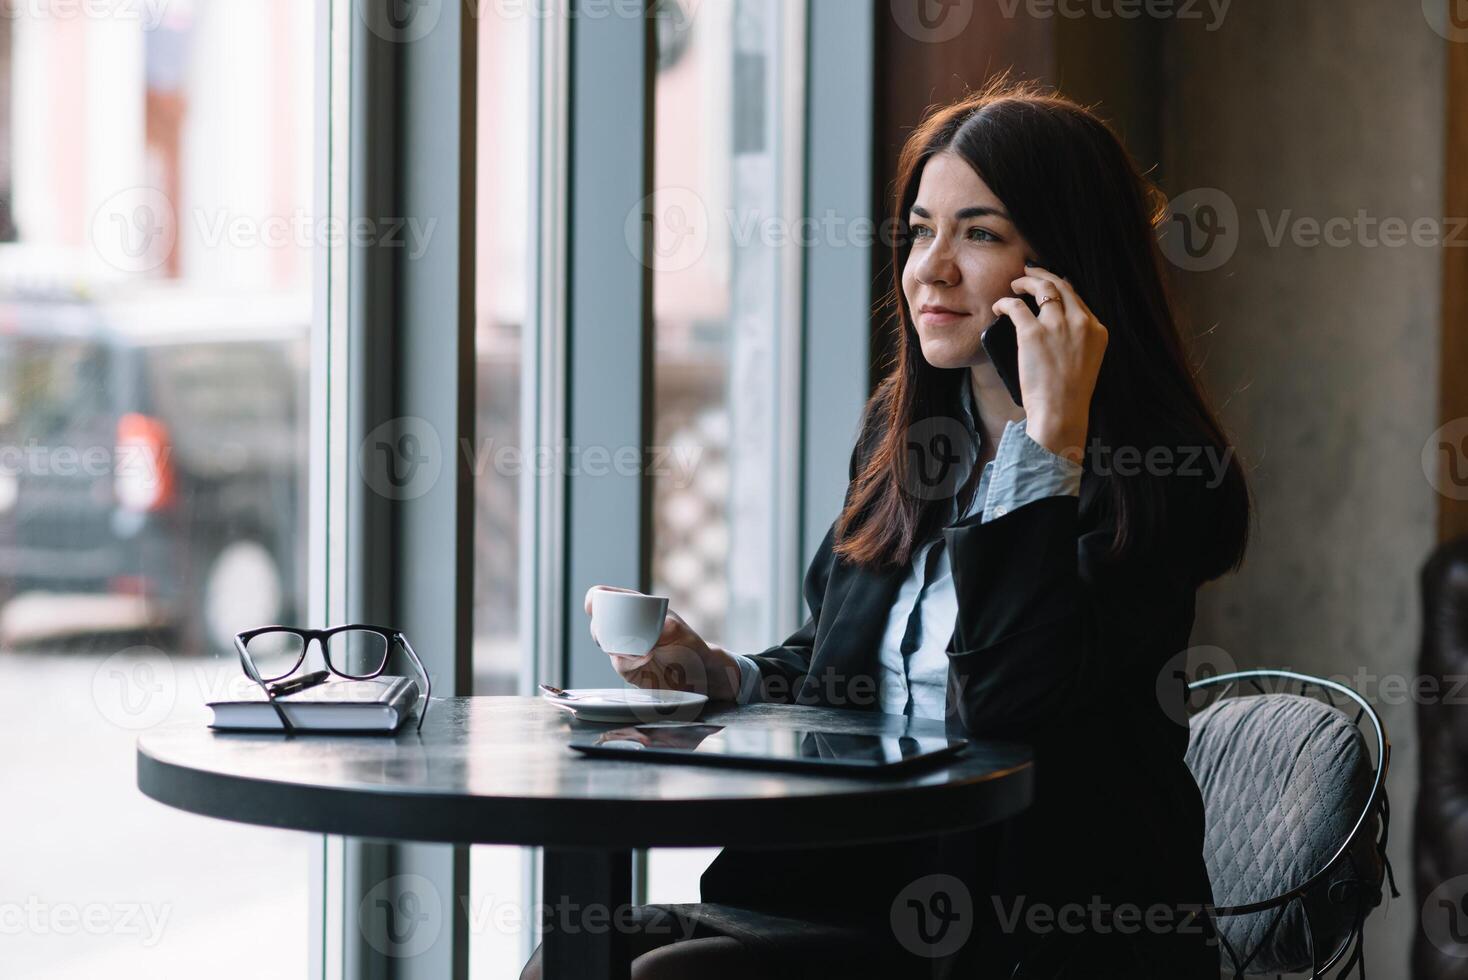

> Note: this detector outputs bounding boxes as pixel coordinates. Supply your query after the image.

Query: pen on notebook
[267,670,331,698]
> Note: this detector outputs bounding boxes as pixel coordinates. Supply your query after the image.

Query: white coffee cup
[589,589,670,657]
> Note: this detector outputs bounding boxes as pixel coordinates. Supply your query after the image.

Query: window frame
[321,0,480,976]
[800,0,874,575]
[315,0,876,975]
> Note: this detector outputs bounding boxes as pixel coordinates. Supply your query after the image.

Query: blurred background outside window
[0,1,313,975]
[646,0,801,906]
[470,1,531,973]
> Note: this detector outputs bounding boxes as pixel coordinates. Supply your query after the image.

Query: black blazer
[700,430,1222,978]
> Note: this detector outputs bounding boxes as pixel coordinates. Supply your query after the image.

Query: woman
[523,77,1250,979]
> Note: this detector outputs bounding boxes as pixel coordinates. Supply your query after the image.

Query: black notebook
[207,676,420,732]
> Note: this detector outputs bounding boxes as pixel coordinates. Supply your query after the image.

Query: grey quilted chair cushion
[1185,694,1383,975]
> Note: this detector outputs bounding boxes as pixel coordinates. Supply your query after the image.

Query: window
[471,2,536,974]
[0,1,314,975]
[0,0,866,974]
[646,0,806,902]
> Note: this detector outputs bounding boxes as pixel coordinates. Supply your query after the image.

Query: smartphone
[980,293,1040,407]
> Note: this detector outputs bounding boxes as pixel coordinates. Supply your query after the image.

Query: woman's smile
[918,303,970,326]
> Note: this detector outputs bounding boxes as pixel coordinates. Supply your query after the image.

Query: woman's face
[901,151,1034,370]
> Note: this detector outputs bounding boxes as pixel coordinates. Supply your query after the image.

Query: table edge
[136,743,1035,849]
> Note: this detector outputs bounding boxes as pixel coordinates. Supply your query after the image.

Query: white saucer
[542,688,708,724]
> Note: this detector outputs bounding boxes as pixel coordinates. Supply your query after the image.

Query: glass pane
[0,1,314,975]
[472,0,530,699]
[647,0,798,902]
[327,629,389,678]
[470,3,533,976]
[245,630,307,681]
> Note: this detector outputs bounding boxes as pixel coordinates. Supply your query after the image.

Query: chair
[1185,669,1397,978]
[1011,668,1396,980]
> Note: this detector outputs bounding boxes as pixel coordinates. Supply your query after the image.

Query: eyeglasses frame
[233,623,432,734]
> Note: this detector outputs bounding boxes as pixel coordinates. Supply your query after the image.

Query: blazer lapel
[800,559,907,710]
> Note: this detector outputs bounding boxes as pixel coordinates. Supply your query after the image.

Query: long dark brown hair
[834,77,1250,583]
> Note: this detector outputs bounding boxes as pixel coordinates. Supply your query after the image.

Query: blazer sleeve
[941,491,1200,741]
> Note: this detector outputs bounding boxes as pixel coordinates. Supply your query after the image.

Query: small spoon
[539,683,586,700]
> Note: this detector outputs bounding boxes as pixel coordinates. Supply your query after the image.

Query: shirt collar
[961,375,1027,443]
[959,376,978,433]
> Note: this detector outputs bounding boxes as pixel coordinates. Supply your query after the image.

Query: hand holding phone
[991,264,1110,462]
[979,293,1040,407]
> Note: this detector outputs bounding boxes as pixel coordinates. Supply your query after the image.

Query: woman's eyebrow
[909,204,1011,221]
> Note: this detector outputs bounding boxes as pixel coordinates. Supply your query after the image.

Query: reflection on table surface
[585,721,968,766]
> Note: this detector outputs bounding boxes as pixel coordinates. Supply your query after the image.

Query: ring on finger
[1036,293,1060,309]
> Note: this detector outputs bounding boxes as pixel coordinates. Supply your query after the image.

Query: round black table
[137,696,1033,977]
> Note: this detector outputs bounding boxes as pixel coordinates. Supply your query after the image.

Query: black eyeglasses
[233,624,432,733]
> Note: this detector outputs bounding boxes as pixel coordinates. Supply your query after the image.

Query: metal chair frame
[1186,669,1395,979]
[1010,668,1395,980]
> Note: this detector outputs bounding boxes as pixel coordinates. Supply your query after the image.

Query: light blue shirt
[732,391,1083,718]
